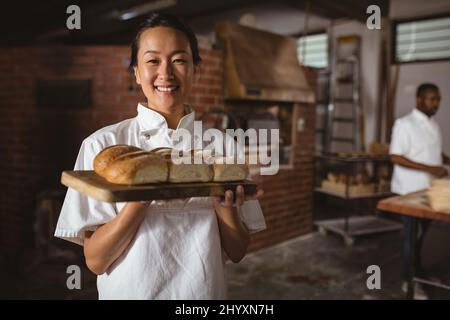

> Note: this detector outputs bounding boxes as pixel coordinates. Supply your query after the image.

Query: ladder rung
[333,117,354,123]
[333,98,354,103]
[331,137,355,143]
[337,59,357,63]
[336,78,354,84]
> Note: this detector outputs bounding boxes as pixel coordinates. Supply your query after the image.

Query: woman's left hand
[217,185,264,208]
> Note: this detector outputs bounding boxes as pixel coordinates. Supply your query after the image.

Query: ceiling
[0,0,389,46]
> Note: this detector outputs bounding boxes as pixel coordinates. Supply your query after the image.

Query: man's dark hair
[417,83,439,97]
[129,13,202,68]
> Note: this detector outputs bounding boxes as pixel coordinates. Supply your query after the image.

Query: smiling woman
[133,27,194,122]
[129,16,201,127]
[53,13,266,300]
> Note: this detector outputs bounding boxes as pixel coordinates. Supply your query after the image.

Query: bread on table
[427,179,450,213]
[101,151,168,185]
[93,144,142,176]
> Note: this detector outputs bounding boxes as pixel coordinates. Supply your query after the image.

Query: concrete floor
[2,213,450,300]
[226,220,450,300]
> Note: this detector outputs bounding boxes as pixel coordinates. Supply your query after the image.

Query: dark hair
[129,13,202,68]
[417,83,439,97]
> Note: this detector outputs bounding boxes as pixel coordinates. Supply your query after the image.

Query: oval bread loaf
[102,151,169,185]
[152,148,213,183]
[94,145,249,185]
[213,157,249,182]
[94,144,142,176]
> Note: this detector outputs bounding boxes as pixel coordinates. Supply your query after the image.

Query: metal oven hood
[215,21,315,103]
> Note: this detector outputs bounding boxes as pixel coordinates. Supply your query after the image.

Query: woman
[55,13,266,299]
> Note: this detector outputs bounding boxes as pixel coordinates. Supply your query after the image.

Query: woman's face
[134,26,196,113]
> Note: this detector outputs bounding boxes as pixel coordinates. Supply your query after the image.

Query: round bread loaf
[93,144,142,176]
[102,151,168,185]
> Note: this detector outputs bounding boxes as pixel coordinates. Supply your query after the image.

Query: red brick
[191,86,208,95]
[198,96,215,105]
[208,50,224,58]
[199,58,220,68]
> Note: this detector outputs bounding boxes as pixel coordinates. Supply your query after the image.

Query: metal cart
[314,154,403,246]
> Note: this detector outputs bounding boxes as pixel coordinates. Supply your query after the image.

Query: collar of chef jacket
[411,108,439,140]
[412,108,431,122]
[136,102,198,151]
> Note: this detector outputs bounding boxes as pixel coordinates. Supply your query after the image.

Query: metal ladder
[325,35,363,153]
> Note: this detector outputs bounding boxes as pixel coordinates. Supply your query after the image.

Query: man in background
[389,83,450,299]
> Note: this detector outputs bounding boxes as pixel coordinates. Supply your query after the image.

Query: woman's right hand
[83,201,149,275]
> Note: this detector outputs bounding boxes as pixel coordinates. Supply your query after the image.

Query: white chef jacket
[54,103,266,300]
[389,108,443,195]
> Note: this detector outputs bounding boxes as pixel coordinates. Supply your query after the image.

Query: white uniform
[389,108,443,195]
[55,103,266,299]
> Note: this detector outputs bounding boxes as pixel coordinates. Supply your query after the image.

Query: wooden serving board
[61,170,257,203]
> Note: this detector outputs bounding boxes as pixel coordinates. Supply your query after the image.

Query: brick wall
[0,42,316,255]
[248,102,316,252]
[0,44,224,254]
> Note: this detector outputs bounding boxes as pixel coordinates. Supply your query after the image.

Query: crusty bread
[94,144,249,185]
[213,164,248,182]
[212,156,249,182]
[151,148,213,183]
[169,162,213,183]
[94,144,142,176]
[427,179,450,213]
[151,147,174,159]
[102,151,168,185]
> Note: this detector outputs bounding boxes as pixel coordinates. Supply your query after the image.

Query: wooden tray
[61,170,257,202]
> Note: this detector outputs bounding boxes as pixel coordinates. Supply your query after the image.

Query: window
[395,16,450,63]
[297,33,328,69]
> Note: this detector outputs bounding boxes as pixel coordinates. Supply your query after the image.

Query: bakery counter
[377,190,450,222]
[377,191,450,299]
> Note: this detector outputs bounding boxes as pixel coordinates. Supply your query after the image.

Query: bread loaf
[212,156,249,182]
[427,179,450,213]
[151,147,174,159]
[102,151,168,185]
[152,148,213,183]
[94,144,142,176]
[94,145,249,185]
